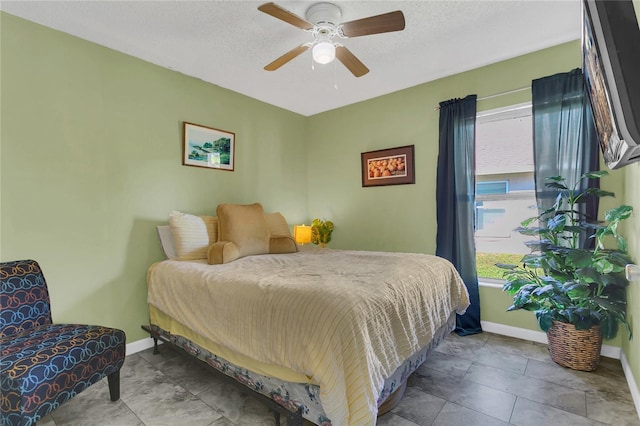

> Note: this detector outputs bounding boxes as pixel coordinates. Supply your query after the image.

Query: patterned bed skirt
[146,313,455,425]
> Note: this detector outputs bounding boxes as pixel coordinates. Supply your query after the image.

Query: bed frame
[141,325,304,426]
[142,313,455,426]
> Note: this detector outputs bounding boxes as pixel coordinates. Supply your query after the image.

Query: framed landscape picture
[361,145,415,187]
[183,122,235,171]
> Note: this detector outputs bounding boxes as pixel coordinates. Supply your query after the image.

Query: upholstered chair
[0,259,126,426]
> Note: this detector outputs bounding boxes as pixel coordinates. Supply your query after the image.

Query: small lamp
[312,41,336,65]
[294,225,312,245]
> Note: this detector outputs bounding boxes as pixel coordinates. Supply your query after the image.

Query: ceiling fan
[258,2,405,77]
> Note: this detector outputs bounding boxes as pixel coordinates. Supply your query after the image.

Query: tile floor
[38,332,640,426]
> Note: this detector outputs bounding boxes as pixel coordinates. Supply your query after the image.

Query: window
[475,103,537,280]
[477,181,509,195]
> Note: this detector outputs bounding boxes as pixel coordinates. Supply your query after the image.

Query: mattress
[147,247,469,425]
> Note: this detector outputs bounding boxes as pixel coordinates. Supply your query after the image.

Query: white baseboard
[620,351,640,422]
[126,336,161,355]
[127,322,623,359]
[125,323,639,420]
[480,321,621,359]
[483,321,639,420]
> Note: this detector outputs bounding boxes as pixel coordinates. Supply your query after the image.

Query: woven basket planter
[546,321,603,371]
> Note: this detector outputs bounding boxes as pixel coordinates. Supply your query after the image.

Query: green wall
[307,40,606,334]
[620,0,640,408]
[305,29,637,394]
[2,6,639,401]
[0,13,308,342]
[622,160,640,408]
[306,41,582,253]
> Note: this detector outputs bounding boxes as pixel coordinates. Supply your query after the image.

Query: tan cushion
[208,241,240,264]
[264,212,292,237]
[264,212,297,254]
[270,235,298,254]
[169,211,218,260]
[216,203,270,259]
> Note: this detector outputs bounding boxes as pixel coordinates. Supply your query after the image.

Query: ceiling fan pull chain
[334,60,338,90]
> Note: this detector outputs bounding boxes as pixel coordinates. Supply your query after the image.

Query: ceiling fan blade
[258,3,313,30]
[264,44,310,71]
[335,46,369,77]
[341,10,405,38]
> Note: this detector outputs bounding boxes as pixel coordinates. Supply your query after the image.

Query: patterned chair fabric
[0,260,126,426]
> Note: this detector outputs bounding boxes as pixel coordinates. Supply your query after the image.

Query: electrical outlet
[626,264,640,281]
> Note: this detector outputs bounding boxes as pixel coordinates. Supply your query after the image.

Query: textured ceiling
[0,0,582,116]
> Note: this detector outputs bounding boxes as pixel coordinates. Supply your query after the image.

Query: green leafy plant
[311,218,334,247]
[498,170,633,340]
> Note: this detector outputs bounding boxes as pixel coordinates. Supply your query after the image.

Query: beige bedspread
[147,247,469,426]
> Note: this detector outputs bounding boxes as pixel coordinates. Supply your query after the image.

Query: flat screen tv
[582,0,640,169]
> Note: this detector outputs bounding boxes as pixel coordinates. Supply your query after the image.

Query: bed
[145,205,470,426]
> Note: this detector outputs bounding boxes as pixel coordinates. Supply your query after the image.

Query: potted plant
[311,218,334,248]
[498,170,633,371]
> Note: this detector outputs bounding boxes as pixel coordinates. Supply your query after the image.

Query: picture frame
[183,122,235,171]
[361,145,415,187]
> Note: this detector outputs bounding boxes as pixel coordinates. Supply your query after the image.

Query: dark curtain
[532,68,600,247]
[436,94,482,336]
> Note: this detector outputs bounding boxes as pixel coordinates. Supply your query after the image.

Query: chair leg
[107,370,121,401]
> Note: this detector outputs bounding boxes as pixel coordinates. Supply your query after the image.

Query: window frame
[475,102,534,286]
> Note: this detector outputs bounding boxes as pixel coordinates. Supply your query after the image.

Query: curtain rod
[434,86,531,110]
[478,86,530,101]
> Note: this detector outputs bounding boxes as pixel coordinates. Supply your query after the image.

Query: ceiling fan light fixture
[259,2,405,77]
[312,41,336,64]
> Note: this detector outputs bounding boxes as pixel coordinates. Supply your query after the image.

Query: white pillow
[168,211,218,260]
[156,225,177,260]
